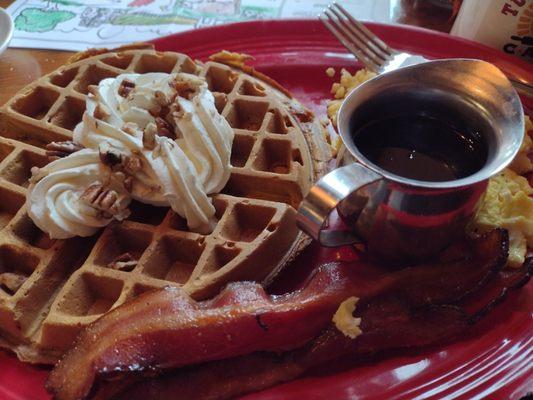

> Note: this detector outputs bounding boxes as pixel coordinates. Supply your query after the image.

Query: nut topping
[98,142,142,178]
[171,79,197,100]
[155,90,171,106]
[81,184,128,216]
[143,122,157,150]
[123,176,133,192]
[94,104,111,121]
[122,122,139,136]
[160,105,171,120]
[0,272,27,294]
[87,85,99,96]
[99,142,123,167]
[107,252,138,272]
[123,155,143,174]
[45,141,85,160]
[148,104,162,118]
[118,80,135,98]
[155,117,176,139]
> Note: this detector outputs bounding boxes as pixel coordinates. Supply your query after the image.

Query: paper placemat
[5,0,392,51]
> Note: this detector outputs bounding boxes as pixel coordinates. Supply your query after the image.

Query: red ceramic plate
[1,20,532,400]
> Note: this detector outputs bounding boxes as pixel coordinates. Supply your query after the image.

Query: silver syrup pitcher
[297,59,524,262]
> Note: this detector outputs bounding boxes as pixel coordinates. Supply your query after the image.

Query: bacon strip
[47,230,510,400]
[461,256,532,320]
[116,305,468,400]
[118,260,531,400]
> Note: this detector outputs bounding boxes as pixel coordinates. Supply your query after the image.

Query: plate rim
[151,19,533,80]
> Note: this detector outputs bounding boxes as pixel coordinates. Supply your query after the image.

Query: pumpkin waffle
[0,47,330,364]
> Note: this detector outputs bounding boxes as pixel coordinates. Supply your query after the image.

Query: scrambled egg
[470,116,532,268]
[332,296,362,339]
[326,67,336,78]
[326,68,376,127]
[470,168,533,268]
[326,69,533,268]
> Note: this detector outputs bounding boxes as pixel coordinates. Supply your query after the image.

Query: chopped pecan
[123,176,133,192]
[107,252,138,272]
[171,79,197,100]
[160,105,171,120]
[118,80,135,98]
[81,184,128,216]
[87,85,99,96]
[154,90,171,106]
[122,122,139,136]
[123,155,143,175]
[0,272,27,294]
[94,104,111,121]
[155,117,176,139]
[45,141,84,160]
[148,105,162,118]
[169,101,182,114]
[143,123,157,150]
[99,142,123,167]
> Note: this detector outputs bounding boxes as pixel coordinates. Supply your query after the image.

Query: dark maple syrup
[352,114,488,182]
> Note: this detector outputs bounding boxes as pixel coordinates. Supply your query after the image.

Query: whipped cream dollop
[27,149,130,239]
[27,72,234,238]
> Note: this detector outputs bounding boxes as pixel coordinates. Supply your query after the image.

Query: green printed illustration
[112,12,195,26]
[110,2,277,27]
[14,8,75,32]
[9,0,303,50]
[47,0,83,6]
[76,1,278,28]
[171,1,278,21]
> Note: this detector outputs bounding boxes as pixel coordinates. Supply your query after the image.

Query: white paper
[5,0,392,51]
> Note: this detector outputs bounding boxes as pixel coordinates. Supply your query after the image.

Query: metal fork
[320,2,533,97]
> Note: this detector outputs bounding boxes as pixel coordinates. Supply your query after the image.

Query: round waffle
[0,47,330,364]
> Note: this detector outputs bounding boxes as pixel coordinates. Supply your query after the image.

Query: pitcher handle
[297,164,382,247]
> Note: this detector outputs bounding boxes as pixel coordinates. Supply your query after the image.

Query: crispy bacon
[47,230,515,400]
[117,257,531,400]
[116,305,468,400]
[461,256,532,321]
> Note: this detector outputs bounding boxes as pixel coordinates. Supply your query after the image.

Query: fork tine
[332,3,394,56]
[329,4,390,62]
[322,9,383,71]
[320,14,381,72]
[326,6,389,65]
